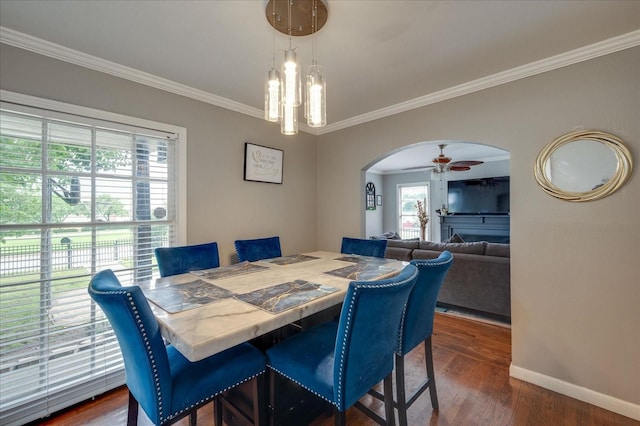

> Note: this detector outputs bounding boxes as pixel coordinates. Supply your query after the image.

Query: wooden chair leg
[127,390,139,426]
[189,412,197,426]
[253,373,267,426]
[395,353,409,426]
[214,397,223,426]
[424,336,439,411]
[383,373,396,426]
[334,407,346,426]
[269,369,277,426]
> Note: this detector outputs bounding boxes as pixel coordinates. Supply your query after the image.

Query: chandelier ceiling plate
[266,0,328,37]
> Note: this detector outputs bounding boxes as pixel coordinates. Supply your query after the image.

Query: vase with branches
[416,199,429,241]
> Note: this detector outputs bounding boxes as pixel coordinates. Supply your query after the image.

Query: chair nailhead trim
[267,366,337,408]
[397,303,409,355]
[412,257,452,267]
[397,257,454,356]
[337,269,418,408]
[163,370,266,424]
[90,285,266,425]
[125,292,167,421]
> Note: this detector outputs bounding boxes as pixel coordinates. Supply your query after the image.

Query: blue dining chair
[88,269,266,426]
[234,236,282,262]
[370,251,453,426]
[154,242,220,277]
[340,237,388,258]
[266,264,419,426]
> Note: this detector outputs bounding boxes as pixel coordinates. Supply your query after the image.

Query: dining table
[139,251,407,362]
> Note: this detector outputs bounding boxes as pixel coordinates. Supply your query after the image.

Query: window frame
[0,90,187,243]
[397,182,430,240]
[0,90,187,425]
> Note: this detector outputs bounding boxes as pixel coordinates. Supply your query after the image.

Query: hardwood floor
[31,313,636,426]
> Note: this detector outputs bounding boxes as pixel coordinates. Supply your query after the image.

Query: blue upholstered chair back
[234,236,282,262]
[401,251,454,355]
[340,237,388,258]
[155,242,220,277]
[88,269,172,423]
[334,264,418,410]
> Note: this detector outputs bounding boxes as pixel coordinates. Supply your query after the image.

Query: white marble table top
[140,251,407,361]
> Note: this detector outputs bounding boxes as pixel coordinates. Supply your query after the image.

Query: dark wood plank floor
[31,313,637,426]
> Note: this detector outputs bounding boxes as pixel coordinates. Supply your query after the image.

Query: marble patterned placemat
[145,279,235,313]
[234,280,339,314]
[261,254,320,265]
[324,263,397,281]
[334,255,392,265]
[190,261,269,280]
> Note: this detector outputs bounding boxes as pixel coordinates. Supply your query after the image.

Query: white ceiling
[369,141,510,174]
[1,0,639,172]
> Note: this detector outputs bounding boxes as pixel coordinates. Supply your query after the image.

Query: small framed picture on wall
[376,195,382,206]
[243,142,283,184]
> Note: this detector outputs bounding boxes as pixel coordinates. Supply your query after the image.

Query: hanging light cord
[288,0,293,49]
[312,0,317,66]
[271,1,276,69]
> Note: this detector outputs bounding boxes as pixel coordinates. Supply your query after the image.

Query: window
[398,184,429,240]
[0,93,184,425]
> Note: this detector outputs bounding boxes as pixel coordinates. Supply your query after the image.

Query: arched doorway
[363,141,510,242]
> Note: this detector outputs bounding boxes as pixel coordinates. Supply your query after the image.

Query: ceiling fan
[430,144,484,173]
[402,144,484,173]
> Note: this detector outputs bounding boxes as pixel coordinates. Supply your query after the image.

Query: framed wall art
[244,142,283,184]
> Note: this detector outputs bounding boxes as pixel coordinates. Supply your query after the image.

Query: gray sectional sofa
[384,239,511,321]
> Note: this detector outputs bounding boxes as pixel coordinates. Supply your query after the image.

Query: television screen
[447,176,510,214]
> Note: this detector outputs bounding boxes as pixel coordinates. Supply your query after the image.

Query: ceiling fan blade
[402,165,435,171]
[449,160,484,167]
[449,165,471,171]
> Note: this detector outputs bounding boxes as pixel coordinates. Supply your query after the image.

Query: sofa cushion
[485,243,510,258]
[394,239,511,320]
[419,241,448,251]
[436,254,511,318]
[420,240,487,255]
[446,233,465,243]
[384,247,413,261]
[410,249,442,260]
[386,240,420,250]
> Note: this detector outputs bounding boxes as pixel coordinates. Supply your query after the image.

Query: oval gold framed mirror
[534,130,633,202]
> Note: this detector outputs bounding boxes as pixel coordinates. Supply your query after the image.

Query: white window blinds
[0,100,180,426]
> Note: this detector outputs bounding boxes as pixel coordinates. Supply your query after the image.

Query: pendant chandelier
[265,0,328,135]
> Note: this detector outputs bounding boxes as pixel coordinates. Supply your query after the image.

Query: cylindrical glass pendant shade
[306,65,326,127]
[282,48,301,106]
[281,102,298,135]
[264,68,281,122]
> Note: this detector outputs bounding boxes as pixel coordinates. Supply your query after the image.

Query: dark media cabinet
[440,214,510,243]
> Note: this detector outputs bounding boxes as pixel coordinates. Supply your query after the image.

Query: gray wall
[0,44,319,265]
[1,42,638,417]
[317,47,640,414]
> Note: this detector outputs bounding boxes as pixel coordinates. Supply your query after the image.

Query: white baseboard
[510,364,640,421]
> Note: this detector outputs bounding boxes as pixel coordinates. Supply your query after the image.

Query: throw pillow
[447,233,465,243]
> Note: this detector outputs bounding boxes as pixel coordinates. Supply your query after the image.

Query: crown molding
[0,26,319,135]
[0,27,263,118]
[318,29,640,135]
[2,26,638,136]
